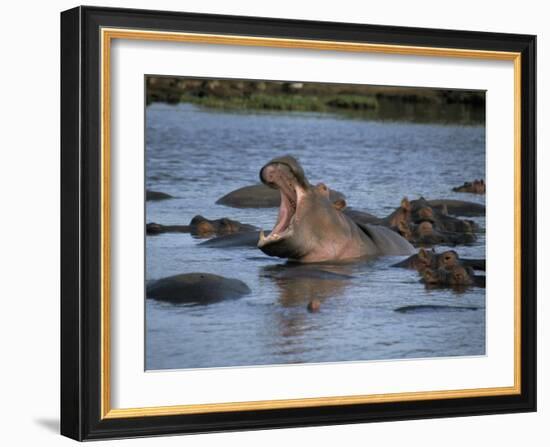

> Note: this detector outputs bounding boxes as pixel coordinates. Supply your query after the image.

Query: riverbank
[146,77,485,124]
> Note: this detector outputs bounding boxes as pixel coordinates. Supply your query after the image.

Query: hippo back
[356,223,416,256]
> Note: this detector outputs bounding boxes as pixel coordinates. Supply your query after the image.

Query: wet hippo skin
[392,248,486,289]
[452,179,486,194]
[147,215,257,237]
[146,190,173,201]
[421,265,485,288]
[146,273,251,304]
[383,197,479,246]
[199,231,267,248]
[426,199,485,217]
[216,183,346,208]
[256,156,415,262]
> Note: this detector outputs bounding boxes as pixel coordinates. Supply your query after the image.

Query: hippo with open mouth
[257,156,415,262]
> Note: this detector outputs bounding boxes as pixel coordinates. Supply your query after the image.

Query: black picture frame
[61,5,536,441]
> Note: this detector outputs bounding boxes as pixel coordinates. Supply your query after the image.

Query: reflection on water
[340,98,485,125]
[262,263,353,306]
[145,103,486,370]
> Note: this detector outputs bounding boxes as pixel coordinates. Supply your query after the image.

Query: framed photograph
[60,6,536,441]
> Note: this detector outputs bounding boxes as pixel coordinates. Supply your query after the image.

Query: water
[145,102,486,370]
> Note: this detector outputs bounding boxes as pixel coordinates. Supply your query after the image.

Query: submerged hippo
[426,199,485,217]
[216,182,346,208]
[146,273,251,304]
[199,230,267,248]
[421,265,485,288]
[256,156,415,262]
[452,179,486,194]
[392,248,485,272]
[384,197,478,246]
[409,221,477,246]
[410,197,479,232]
[146,190,173,201]
[147,215,257,237]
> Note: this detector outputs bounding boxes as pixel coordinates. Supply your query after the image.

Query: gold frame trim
[100,28,522,419]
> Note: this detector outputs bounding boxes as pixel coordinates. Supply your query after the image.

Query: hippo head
[257,156,348,261]
[422,265,474,287]
[417,221,434,237]
[190,215,217,236]
[437,250,460,270]
[416,247,436,271]
[448,265,474,286]
[189,215,244,237]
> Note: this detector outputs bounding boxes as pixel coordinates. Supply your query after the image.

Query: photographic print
[61,8,536,439]
[144,77,487,370]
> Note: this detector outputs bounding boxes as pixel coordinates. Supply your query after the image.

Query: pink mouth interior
[261,164,297,235]
[272,191,296,234]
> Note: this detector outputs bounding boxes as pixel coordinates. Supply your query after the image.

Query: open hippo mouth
[257,156,308,252]
[256,156,415,262]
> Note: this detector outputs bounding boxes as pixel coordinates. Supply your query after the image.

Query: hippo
[452,179,486,194]
[392,248,485,272]
[408,221,477,246]
[426,199,485,217]
[147,215,257,237]
[216,182,346,208]
[421,265,485,288]
[409,197,479,232]
[434,249,485,271]
[342,207,383,225]
[146,190,173,201]
[256,156,415,262]
[146,273,251,304]
[384,197,478,246]
[343,197,483,237]
[199,230,267,248]
[314,182,348,211]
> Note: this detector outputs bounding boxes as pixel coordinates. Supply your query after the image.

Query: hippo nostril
[260,165,272,184]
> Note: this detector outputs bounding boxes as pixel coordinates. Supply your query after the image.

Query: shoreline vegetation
[146,77,485,124]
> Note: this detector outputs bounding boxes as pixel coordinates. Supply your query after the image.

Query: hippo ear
[317,182,328,192]
[401,197,411,211]
[332,198,347,211]
[418,248,427,259]
[422,268,435,281]
[397,220,409,233]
